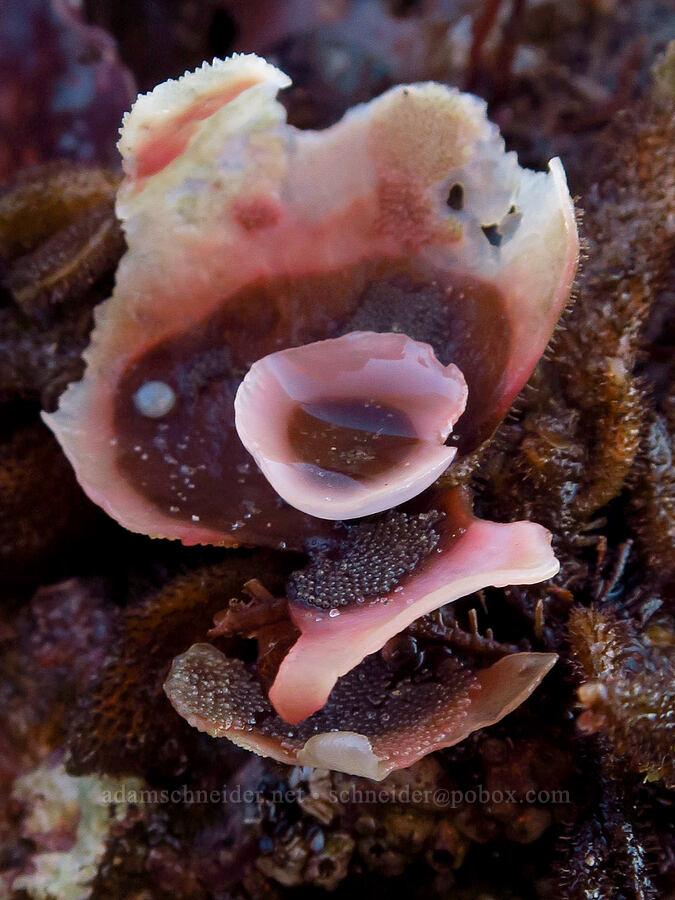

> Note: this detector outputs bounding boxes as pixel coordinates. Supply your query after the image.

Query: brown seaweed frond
[473,98,675,550]
[0,420,96,583]
[0,163,124,408]
[0,162,119,259]
[555,755,657,900]
[66,553,289,778]
[628,398,675,583]
[568,605,675,787]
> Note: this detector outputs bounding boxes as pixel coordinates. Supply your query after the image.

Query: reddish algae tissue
[43,53,578,776]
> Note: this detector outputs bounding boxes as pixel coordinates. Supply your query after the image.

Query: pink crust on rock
[164,642,557,780]
[43,53,578,547]
[270,488,559,723]
[234,332,468,520]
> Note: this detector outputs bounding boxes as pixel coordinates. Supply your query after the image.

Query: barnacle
[248,759,466,885]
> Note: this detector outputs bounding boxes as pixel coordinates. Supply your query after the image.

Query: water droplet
[133,380,176,418]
